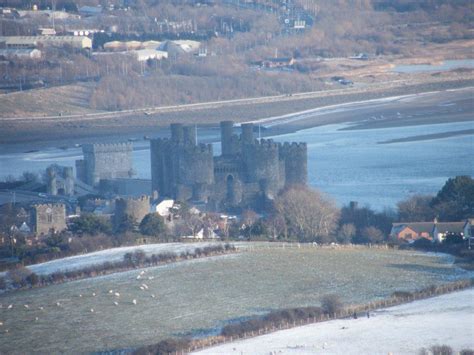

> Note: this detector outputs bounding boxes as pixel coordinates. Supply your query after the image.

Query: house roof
[435,222,466,234]
[392,222,434,234]
[392,221,468,235]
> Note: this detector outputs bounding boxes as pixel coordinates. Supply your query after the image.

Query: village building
[390,220,472,243]
[31,203,67,235]
[132,49,168,62]
[0,36,92,50]
[0,48,41,59]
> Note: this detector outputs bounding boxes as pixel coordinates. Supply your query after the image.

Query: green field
[0,244,470,353]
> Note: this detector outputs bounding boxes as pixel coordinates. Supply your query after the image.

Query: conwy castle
[74,120,308,210]
[151,121,307,210]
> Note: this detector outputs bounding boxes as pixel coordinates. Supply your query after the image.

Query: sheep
[114,292,120,297]
[132,299,137,305]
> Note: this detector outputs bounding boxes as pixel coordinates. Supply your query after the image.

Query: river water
[1,119,472,210]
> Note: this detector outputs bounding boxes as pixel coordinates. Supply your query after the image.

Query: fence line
[243,242,395,252]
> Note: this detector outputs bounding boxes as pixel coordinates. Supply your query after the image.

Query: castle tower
[114,195,150,227]
[183,125,197,146]
[64,167,74,196]
[150,138,175,198]
[279,142,308,186]
[220,120,236,156]
[46,167,57,196]
[171,123,184,145]
[241,123,254,145]
[242,139,281,197]
[80,142,133,186]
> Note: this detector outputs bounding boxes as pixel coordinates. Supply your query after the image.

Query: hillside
[0,0,472,116]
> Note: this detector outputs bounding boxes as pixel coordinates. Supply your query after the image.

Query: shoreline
[377,128,474,144]
[1,79,473,153]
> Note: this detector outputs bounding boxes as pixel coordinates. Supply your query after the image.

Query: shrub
[133,338,191,355]
[69,214,112,235]
[139,213,166,237]
[429,345,453,355]
[392,291,413,299]
[0,276,6,290]
[26,272,40,286]
[412,238,433,249]
[321,294,343,315]
[6,265,33,288]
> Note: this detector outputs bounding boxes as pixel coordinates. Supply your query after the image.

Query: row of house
[390,220,473,243]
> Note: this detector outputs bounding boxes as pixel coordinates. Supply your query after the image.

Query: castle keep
[150,121,307,210]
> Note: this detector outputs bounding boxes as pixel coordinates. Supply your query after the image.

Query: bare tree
[397,195,435,222]
[337,223,356,244]
[240,209,259,240]
[274,186,339,242]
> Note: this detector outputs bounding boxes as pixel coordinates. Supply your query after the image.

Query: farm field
[195,288,474,354]
[0,244,472,353]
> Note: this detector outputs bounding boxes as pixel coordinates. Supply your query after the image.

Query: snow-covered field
[3,242,228,276]
[195,288,474,355]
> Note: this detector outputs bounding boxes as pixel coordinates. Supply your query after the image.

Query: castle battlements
[279,142,307,154]
[116,195,150,203]
[251,138,279,150]
[33,203,66,209]
[183,143,213,154]
[83,142,133,154]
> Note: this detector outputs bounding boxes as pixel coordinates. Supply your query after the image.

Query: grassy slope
[0,245,470,353]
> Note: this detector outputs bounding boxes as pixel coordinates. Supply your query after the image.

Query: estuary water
[1,120,472,210]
